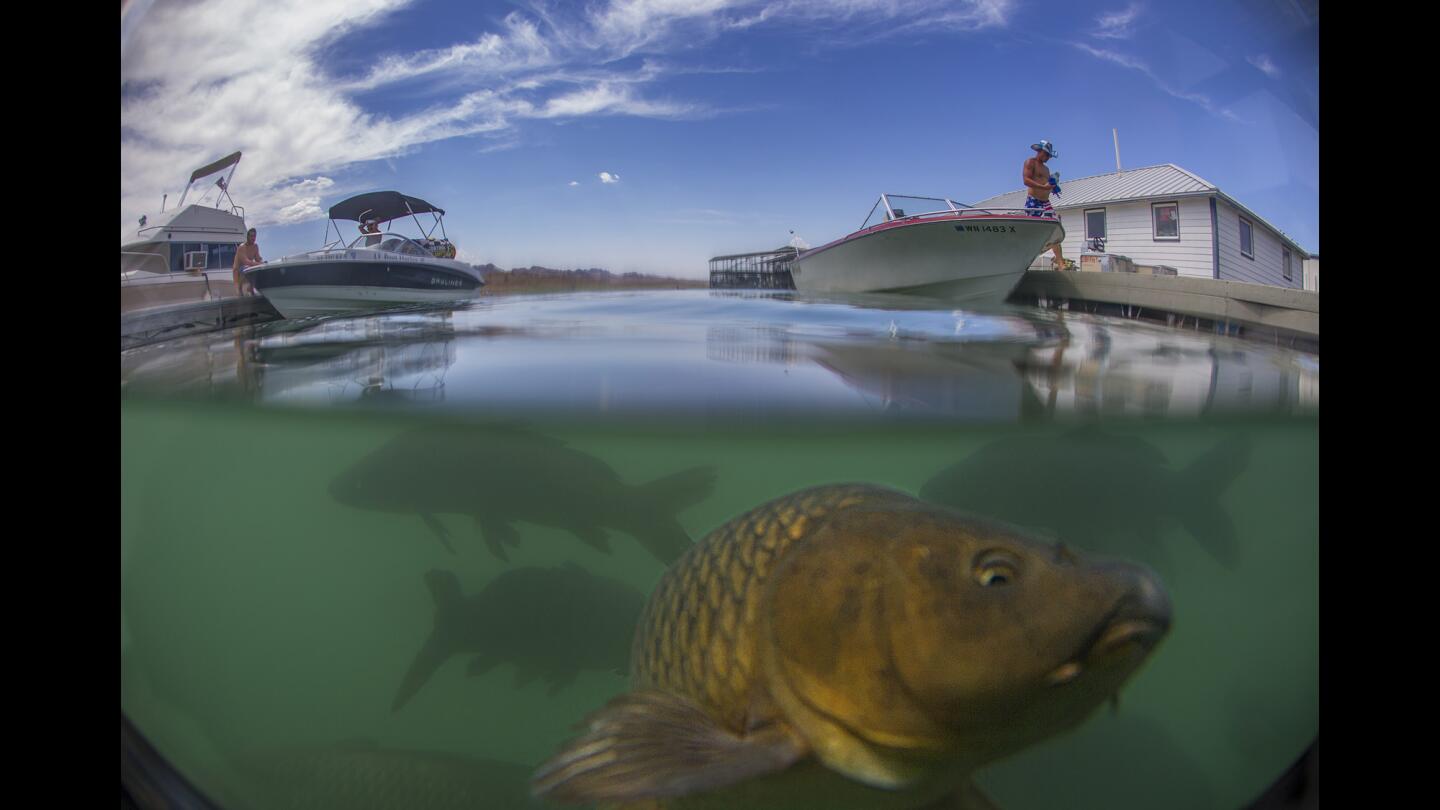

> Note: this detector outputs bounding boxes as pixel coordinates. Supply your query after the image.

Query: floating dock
[121,295,280,351]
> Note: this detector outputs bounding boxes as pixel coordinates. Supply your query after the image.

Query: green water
[121,399,1317,810]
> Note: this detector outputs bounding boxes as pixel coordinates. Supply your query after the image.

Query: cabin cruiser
[121,151,249,313]
[245,191,484,319]
[790,194,1064,303]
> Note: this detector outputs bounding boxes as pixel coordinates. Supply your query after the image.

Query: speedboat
[790,194,1064,303]
[245,191,484,319]
[121,151,250,313]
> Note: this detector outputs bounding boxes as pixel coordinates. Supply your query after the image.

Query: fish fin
[420,514,457,554]
[624,520,695,565]
[391,571,466,712]
[391,632,451,712]
[466,654,500,677]
[532,689,806,804]
[633,466,717,513]
[476,518,519,562]
[425,569,464,611]
[572,526,612,553]
[623,467,715,564]
[1174,436,1251,568]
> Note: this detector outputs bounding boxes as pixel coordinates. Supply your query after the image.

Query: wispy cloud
[1093,3,1143,39]
[1248,53,1281,79]
[569,180,581,186]
[121,0,1019,235]
[599,172,621,184]
[1073,43,1240,122]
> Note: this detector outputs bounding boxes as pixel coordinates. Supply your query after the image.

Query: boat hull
[792,214,1063,303]
[247,259,483,319]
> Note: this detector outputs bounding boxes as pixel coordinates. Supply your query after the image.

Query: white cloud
[1094,3,1143,39]
[275,197,326,225]
[569,181,581,186]
[1248,53,1281,79]
[289,176,335,194]
[121,0,1019,235]
[599,172,621,184]
[1074,43,1240,122]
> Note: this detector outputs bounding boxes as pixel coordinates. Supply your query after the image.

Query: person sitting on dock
[232,228,263,295]
[1024,140,1072,271]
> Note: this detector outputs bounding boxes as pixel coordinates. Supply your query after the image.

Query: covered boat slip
[792,194,1064,299]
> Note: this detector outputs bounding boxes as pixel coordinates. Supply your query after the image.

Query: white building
[1302,255,1319,292]
[970,164,1312,289]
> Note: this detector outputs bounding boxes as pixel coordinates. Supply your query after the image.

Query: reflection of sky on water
[120,290,1318,422]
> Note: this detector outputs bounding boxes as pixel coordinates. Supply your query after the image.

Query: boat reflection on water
[701,308,1313,423]
[120,310,461,406]
[255,312,459,406]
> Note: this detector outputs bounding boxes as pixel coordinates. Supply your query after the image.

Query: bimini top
[328,191,445,223]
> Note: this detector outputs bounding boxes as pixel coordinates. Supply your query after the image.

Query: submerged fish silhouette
[391,565,646,711]
[231,741,541,810]
[329,423,715,564]
[920,427,1250,569]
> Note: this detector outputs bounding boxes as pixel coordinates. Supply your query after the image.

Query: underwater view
[121,290,1317,810]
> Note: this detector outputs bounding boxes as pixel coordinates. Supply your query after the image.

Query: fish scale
[629,484,877,732]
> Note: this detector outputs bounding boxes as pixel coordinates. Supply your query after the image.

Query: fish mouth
[1091,616,1168,656]
[1047,577,1172,686]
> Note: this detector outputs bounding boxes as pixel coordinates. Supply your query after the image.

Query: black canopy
[328,191,445,223]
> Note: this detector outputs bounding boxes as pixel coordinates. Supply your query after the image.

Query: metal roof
[969,163,1310,257]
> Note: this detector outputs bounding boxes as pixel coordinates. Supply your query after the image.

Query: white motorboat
[791,194,1064,303]
[121,151,250,313]
[245,191,485,319]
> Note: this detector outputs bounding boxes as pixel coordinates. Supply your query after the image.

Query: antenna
[161,193,167,213]
[1113,128,1122,173]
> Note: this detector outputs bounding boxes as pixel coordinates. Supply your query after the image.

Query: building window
[1239,217,1254,259]
[1152,202,1180,240]
[1283,249,1292,281]
[1084,208,1106,245]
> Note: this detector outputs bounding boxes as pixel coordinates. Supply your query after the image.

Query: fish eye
[973,551,1019,587]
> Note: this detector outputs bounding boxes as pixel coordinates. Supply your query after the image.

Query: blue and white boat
[246,191,485,319]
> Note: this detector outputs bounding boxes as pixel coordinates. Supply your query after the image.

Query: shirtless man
[232,227,263,295]
[1023,140,1069,270]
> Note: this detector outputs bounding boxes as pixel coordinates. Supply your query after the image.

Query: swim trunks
[1025,196,1055,217]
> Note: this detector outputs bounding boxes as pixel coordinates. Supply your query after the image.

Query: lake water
[121,289,1318,810]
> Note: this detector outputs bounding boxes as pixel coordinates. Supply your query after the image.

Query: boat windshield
[345,234,432,257]
[861,195,968,229]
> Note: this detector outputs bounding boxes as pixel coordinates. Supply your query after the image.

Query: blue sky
[120,0,1318,278]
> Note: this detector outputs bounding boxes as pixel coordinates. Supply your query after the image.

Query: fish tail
[391,570,465,712]
[1174,436,1251,568]
[626,467,717,564]
[634,466,717,512]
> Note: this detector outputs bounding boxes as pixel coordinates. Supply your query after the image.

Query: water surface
[121,290,1318,810]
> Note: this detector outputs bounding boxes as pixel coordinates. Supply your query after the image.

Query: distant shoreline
[473,264,706,294]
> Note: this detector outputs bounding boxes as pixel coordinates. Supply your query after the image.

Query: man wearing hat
[1024,139,1071,270]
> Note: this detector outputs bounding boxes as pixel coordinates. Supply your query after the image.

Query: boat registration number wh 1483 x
[954,224,1018,234]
